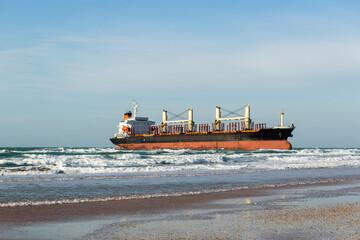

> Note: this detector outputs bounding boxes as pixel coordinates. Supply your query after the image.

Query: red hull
[116,140,292,150]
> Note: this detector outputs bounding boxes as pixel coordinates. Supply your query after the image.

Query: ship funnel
[124,111,132,121]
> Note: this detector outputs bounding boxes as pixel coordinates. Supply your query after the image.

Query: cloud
[231,41,360,84]
[41,35,136,45]
[1,35,359,96]
[88,39,360,92]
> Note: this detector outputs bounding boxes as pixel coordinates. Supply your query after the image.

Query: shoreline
[1,178,359,224]
[1,178,360,239]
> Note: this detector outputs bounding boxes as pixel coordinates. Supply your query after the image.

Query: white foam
[1,148,360,176]
[64,147,118,154]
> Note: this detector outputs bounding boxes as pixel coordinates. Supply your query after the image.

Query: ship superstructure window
[127,119,155,135]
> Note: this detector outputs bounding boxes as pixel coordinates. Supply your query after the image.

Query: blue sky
[1,0,359,147]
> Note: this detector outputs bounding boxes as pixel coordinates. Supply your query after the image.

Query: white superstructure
[114,101,155,138]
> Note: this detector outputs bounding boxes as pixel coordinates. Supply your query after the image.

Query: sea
[0,147,360,207]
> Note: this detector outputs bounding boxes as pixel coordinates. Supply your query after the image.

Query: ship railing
[198,123,211,133]
[149,125,160,135]
[167,125,185,134]
[226,122,240,132]
[150,124,202,135]
[212,121,242,132]
[241,121,255,131]
[211,122,225,132]
[148,121,265,135]
[149,124,189,135]
[183,124,197,132]
[255,123,267,130]
[211,121,254,133]
[241,121,245,130]
[211,120,256,132]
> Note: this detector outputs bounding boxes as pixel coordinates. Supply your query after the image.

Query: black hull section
[110,128,294,145]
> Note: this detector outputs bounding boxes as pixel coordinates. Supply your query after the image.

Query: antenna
[132,100,139,118]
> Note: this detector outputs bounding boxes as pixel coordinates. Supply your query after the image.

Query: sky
[1,0,359,147]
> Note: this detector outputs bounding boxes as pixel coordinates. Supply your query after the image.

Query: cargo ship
[110,101,295,150]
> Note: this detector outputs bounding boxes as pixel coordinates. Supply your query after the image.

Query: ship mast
[280,110,284,127]
[132,100,139,118]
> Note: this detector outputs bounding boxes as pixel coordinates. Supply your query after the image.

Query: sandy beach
[1,179,360,239]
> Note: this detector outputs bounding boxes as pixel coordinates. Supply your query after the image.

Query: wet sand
[1,180,360,239]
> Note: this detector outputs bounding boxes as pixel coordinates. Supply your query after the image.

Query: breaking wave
[0,147,359,176]
[1,147,360,207]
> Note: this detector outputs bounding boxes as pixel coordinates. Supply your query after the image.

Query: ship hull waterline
[114,140,292,150]
[110,128,294,151]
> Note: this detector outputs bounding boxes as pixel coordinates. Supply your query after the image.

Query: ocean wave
[0,148,359,176]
